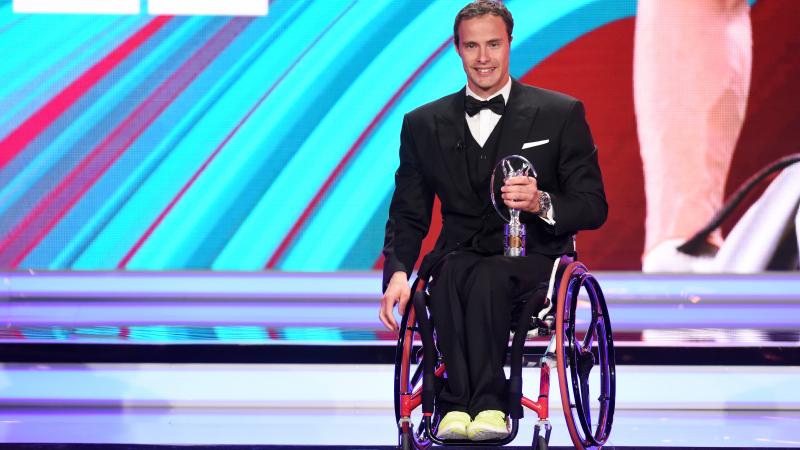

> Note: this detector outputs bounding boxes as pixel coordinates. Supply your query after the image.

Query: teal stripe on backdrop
[125,0,351,269]
[63,17,266,269]
[0,17,193,235]
[215,0,464,270]
[0,17,196,226]
[276,0,461,271]
[185,0,426,269]
[0,16,138,139]
[56,16,275,269]
[138,2,312,270]
[130,0,373,269]
[338,188,394,270]
[0,17,145,214]
[193,0,427,270]
[72,3,305,269]
[0,16,117,135]
[34,18,244,268]
[22,17,221,267]
[209,2,404,269]
[71,0,328,269]
[0,9,21,33]
[0,15,97,94]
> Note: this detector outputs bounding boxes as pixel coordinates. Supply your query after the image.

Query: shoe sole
[435,429,468,441]
[468,428,510,441]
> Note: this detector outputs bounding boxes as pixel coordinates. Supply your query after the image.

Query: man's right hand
[379,271,411,332]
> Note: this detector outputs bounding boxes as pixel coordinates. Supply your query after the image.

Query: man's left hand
[501,176,540,213]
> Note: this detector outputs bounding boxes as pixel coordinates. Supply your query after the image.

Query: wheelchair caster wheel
[535,435,548,450]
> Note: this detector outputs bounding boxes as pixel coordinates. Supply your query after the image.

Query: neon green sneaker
[467,410,509,441]
[435,411,471,440]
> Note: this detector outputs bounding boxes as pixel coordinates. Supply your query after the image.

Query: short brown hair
[453,0,514,47]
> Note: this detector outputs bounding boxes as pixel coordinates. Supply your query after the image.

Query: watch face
[539,192,551,215]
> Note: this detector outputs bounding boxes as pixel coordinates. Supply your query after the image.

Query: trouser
[427,250,554,417]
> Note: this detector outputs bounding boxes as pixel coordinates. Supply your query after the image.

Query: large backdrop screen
[0,0,797,271]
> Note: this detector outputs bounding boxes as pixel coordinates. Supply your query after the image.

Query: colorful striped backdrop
[5,0,798,272]
[0,0,640,270]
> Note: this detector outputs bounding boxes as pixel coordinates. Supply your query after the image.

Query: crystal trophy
[490,155,537,257]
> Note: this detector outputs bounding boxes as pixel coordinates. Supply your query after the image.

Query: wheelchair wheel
[555,261,616,449]
[394,298,433,450]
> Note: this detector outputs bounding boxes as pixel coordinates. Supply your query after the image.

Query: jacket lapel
[435,89,477,204]
[485,80,539,210]
[496,80,539,163]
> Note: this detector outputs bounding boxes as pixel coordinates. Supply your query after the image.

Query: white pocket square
[522,139,549,149]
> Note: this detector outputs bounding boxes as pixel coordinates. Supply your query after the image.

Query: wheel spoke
[581,312,599,350]
[576,337,596,437]
[580,376,592,430]
[581,329,595,353]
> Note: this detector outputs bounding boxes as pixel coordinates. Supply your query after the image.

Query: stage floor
[1,407,798,448]
[1,270,798,449]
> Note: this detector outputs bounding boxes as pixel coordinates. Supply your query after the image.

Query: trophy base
[505,247,525,257]
[504,223,526,257]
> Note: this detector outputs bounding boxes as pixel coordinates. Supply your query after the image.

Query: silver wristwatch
[537,191,552,217]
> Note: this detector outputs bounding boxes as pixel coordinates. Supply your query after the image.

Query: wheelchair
[393,253,616,450]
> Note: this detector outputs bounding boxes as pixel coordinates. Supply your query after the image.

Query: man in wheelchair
[379,0,607,443]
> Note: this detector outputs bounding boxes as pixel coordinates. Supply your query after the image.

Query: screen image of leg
[635,0,752,270]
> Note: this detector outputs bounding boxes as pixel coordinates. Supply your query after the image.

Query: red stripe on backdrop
[0,17,172,170]
[0,18,253,268]
[118,3,357,268]
[265,37,454,269]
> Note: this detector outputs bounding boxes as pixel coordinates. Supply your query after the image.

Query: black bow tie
[465,94,505,117]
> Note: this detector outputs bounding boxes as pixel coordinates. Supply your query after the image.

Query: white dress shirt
[465,78,512,147]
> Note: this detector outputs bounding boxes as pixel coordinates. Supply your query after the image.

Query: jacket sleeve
[550,100,608,235]
[381,114,435,292]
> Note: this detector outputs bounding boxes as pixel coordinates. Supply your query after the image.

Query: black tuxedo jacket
[382,80,607,291]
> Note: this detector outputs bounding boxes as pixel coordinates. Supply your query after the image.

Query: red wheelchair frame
[394,255,616,450]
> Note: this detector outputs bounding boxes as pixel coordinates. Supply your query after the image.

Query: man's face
[456,14,511,98]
